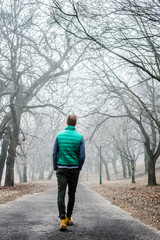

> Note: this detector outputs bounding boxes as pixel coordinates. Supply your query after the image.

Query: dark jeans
[56,168,80,219]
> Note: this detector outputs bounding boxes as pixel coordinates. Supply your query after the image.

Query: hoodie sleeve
[52,137,59,170]
[79,136,86,170]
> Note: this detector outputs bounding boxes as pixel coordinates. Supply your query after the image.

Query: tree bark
[144,139,158,186]
[112,160,118,180]
[102,158,110,181]
[0,131,9,185]
[23,165,27,182]
[144,146,149,174]
[127,161,131,177]
[148,158,157,186]
[4,130,19,186]
[120,154,127,178]
[131,160,136,183]
[31,167,35,181]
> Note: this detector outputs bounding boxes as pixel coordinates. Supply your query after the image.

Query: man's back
[57,125,82,167]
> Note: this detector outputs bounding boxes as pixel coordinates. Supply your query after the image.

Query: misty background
[0,0,160,187]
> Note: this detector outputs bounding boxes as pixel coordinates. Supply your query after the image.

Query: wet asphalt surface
[0,183,160,240]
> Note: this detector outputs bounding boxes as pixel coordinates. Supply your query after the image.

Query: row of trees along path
[0,0,160,186]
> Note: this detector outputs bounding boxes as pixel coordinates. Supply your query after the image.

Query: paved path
[0,183,160,240]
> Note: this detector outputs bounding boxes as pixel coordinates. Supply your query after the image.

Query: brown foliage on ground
[84,175,160,230]
[0,181,55,204]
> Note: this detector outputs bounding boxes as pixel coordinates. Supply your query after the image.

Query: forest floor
[0,180,55,204]
[0,174,160,231]
[83,173,160,230]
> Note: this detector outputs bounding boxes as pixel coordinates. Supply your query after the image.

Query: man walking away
[52,114,85,231]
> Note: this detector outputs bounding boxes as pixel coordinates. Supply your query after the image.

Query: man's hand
[54,170,57,174]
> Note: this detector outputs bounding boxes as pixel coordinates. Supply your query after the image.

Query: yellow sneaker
[66,217,73,226]
[59,219,67,231]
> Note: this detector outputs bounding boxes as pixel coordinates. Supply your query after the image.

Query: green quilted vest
[57,126,82,167]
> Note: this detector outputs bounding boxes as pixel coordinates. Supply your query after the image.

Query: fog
[0,0,160,186]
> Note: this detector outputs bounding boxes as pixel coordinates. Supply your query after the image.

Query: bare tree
[51,0,160,83]
[80,50,160,186]
[0,0,87,186]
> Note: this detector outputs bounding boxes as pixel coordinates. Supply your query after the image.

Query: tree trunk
[31,168,35,181]
[131,160,135,183]
[127,160,131,177]
[120,154,127,178]
[144,146,149,174]
[4,131,19,186]
[112,160,118,180]
[0,131,10,185]
[148,158,157,186]
[102,158,110,181]
[23,165,27,182]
